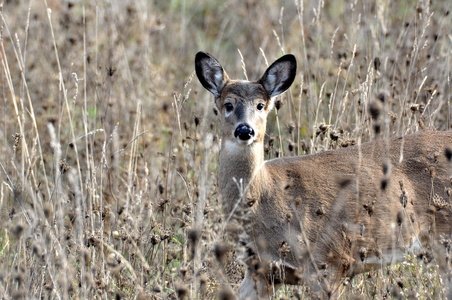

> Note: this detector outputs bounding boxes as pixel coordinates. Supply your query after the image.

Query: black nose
[234,124,255,141]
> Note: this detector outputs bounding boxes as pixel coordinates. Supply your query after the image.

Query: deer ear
[259,54,297,98]
[195,52,229,97]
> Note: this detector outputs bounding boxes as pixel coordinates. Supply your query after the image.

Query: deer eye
[224,103,233,112]
[256,103,265,111]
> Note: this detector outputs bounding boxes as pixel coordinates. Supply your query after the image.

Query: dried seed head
[373,124,381,135]
[194,115,201,127]
[59,159,70,174]
[218,286,235,300]
[188,228,200,245]
[389,112,398,123]
[175,282,188,299]
[278,240,291,257]
[340,139,356,147]
[11,224,24,239]
[382,162,390,175]
[358,247,367,262]
[410,103,420,112]
[288,140,295,152]
[377,93,386,103]
[13,265,25,286]
[12,133,21,154]
[418,104,425,113]
[319,124,329,133]
[396,211,404,226]
[275,98,283,110]
[287,122,295,134]
[150,235,161,245]
[214,242,228,265]
[268,136,275,148]
[369,100,383,120]
[373,57,381,71]
[429,166,436,178]
[363,202,374,217]
[445,147,452,162]
[433,194,448,210]
[158,183,164,194]
[180,266,188,279]
[330,130,340,141]
[161,231,171,241]
[380,178,388,191]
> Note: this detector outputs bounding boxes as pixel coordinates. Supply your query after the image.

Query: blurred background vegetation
[0,0,450,298]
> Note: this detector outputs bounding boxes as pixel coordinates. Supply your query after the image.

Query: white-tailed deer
[195,51,452,299]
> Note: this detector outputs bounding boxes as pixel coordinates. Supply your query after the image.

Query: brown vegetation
[0,0,450,298]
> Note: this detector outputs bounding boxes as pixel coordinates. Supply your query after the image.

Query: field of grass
[0,0,450,299]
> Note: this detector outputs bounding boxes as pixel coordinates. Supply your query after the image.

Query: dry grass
[0,0,450,299]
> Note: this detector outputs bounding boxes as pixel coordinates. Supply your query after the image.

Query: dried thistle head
[218,285,235,300]
[382,161,390,175]
[396,211,404,226]
[194,114,202,126]
[43,202,54,220]
[288,140,295,152]
[275,98,283,110]
[214,242,228,265]
[429,166,436,178]
[373,57,381,71]
[287,122,295,135]
[445,147,452,162]
[188,228,200,258]
[10,224,24,239]
[175,282,188,299]
[12,133,21,154]
[369,100,383,120]
[59,159,70,174]
[380,178,388,191]
[358,247,367,262]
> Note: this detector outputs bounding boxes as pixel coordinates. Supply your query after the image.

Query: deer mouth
[234,124,255,145]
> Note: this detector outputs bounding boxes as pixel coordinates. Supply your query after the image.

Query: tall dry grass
[0,0,450,298]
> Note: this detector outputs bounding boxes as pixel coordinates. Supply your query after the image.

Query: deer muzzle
[234,124,255,141]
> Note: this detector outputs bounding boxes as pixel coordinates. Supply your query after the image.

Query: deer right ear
[195,52,228,97]
[259,54,297,98]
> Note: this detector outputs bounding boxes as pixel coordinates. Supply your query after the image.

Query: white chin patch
[236,137,255,146]
[224,139,254,153]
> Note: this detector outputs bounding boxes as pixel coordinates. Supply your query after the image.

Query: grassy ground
[0,0,450,299]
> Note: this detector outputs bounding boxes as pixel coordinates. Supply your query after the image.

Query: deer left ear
[259,54,297,98]
[195,51,229,97]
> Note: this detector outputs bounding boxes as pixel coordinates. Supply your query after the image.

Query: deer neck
[219,140,266,215]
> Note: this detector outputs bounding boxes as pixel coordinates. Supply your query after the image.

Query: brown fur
[195,51,452,299]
